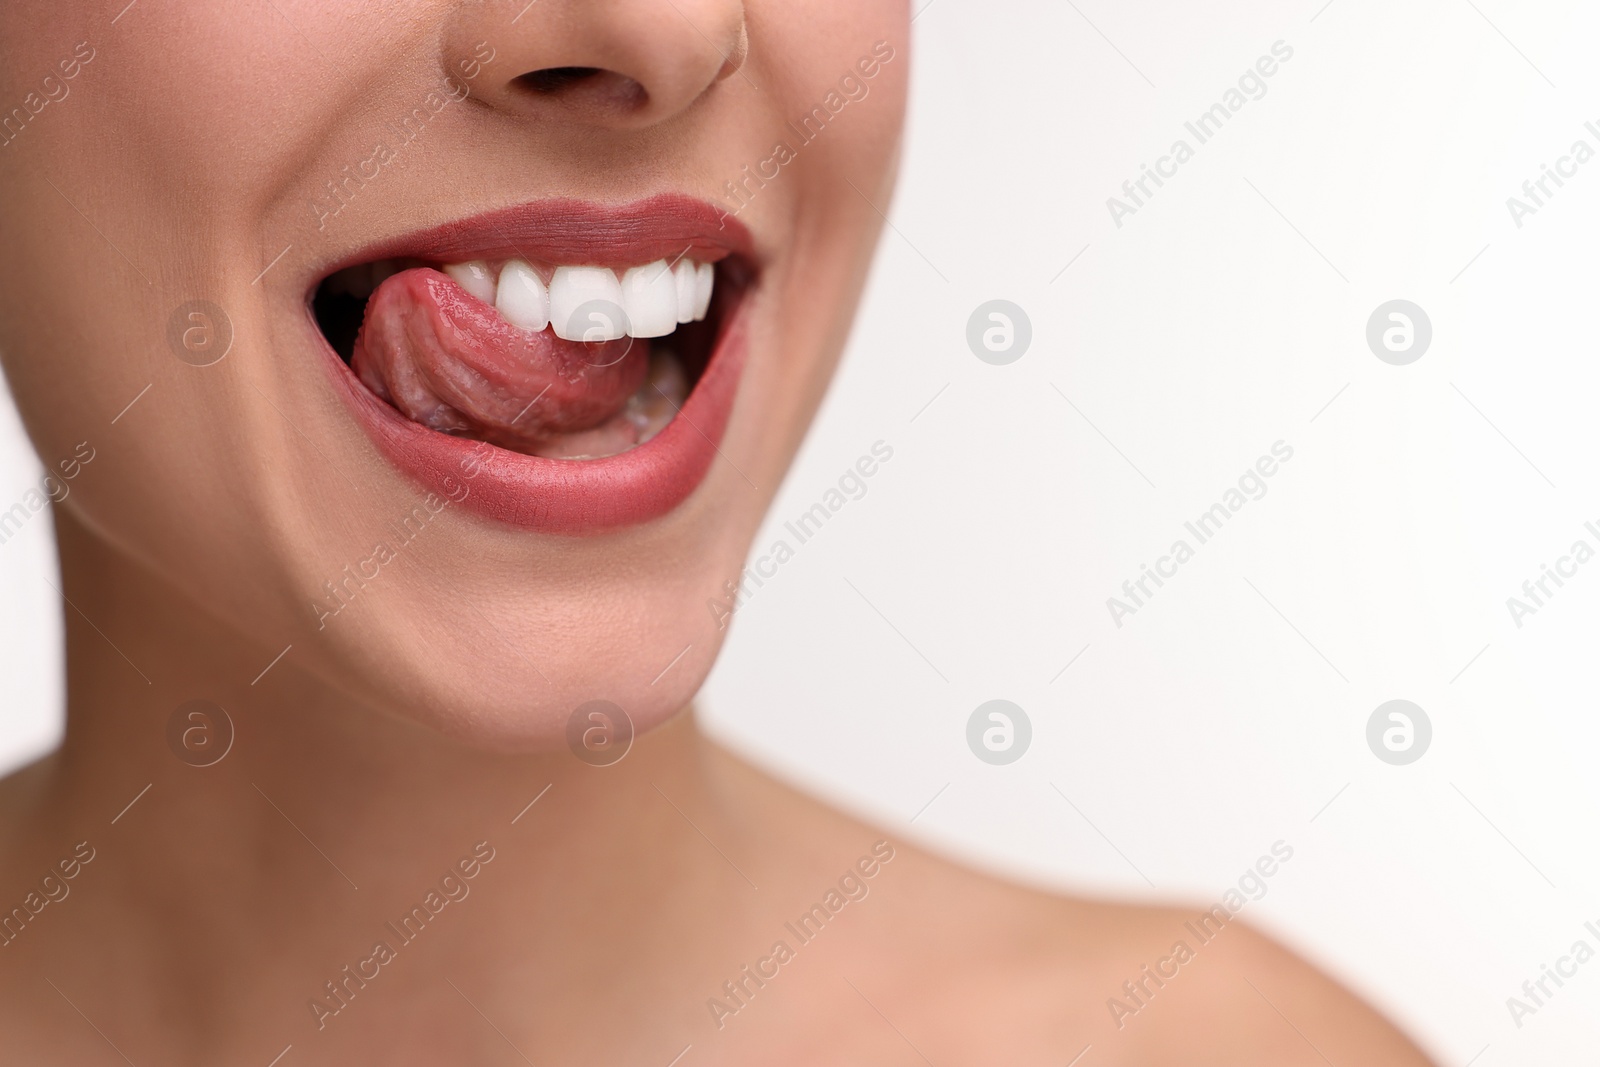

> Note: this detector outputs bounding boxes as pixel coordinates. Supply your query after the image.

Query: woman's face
[0,0,907,746]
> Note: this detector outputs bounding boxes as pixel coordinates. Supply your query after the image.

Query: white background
[6,0,1600,1061]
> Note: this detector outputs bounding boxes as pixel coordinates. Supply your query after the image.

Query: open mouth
[314,250,747,460]
[306,196,757,533]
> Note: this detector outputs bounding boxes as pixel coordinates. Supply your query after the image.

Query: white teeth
[673,260,697,324]
[494,259,549,332]
[433,258,717,339]
[692,261,713,322]
[549,266,626,342]
[619,260,679,338]
[443,260,496,304]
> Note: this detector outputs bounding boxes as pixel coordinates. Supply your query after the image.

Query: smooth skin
[0,1,1436,1063]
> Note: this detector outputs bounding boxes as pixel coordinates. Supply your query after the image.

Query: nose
[442,0,748,130]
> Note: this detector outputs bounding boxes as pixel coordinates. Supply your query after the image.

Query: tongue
[350,268,648,454]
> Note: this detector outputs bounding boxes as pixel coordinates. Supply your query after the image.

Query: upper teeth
[441,258,714,341]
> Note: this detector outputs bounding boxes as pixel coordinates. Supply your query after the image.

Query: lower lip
[316,296,748,534]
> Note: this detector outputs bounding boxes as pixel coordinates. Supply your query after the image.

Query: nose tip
[445,0,748,130]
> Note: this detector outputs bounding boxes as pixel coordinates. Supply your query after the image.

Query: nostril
[518,66,602,94]
[514,67,649,115]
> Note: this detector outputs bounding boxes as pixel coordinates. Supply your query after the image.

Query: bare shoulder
[1092,901,1438,1066]
[873,838,1439,1066]
[698,740,1439,1064]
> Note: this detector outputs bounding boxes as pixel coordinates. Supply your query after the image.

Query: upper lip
[304,193,758,293]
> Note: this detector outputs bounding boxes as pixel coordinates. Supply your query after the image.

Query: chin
[314,604,721,753]
[236,196,782,752]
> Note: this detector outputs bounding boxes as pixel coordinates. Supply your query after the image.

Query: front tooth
[549,266,626,341]
[495,259,549,332]
[443,260,496,304]
[673,260,697,324]
[692,262,714,321]
[619,260,679,338]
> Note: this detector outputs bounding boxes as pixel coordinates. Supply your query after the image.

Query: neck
[22,507,767,1058]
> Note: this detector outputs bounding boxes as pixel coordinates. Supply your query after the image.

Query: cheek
[0,9,365,485]
[728,11,906,455]
[85,8,386,197]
